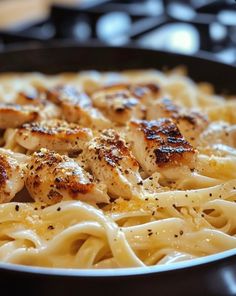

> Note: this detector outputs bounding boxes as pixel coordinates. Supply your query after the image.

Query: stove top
[0,0,235,65]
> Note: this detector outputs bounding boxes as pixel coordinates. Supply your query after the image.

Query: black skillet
[1,44,236,296]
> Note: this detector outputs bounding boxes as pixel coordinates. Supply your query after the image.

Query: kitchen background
[0,0,235,64]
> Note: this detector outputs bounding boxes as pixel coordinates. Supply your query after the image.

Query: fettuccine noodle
[0,69,236,269]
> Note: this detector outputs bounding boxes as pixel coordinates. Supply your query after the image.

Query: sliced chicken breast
[16,90,61,120]
[16,119,92,152]
[146,98,208,146]
[84,129,142,199]
[16,90,41,106]
[46,85,110,129]
[91,83,160,124]
[0,148,28,203]
[25,149,109,205]
[96,83,161,103]
[127,119,196,179]
[0,103,39,129]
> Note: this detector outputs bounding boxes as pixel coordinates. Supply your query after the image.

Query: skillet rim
[0,40,235,70]
[0,42,236,277]
[1,248,236,277]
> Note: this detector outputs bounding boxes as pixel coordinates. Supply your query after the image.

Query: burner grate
[0,0,235,65]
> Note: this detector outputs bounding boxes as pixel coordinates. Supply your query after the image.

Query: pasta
[0,69,236,269]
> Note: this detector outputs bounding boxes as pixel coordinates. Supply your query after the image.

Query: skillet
[1,43,236,296]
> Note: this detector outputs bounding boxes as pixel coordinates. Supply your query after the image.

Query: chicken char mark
[140,119,194,166]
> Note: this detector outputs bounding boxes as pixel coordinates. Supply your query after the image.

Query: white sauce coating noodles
[0,69,236,269]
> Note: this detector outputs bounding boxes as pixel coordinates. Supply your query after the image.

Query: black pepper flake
[15,205,19,212]
[201,214,205,217]
[137,181,143,186]
[145,198,149,201]
[174,234,178,238]
[179,230,183,236]
[152,211,155,216]
[34,207,38,211]
[48,225,54,230]
[57,207,61,211]
[148,232,153,236]
[41,205,45,209]
[185,194,188,197]
[209,193,212,197]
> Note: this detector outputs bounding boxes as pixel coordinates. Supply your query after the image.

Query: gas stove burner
[0,0,235,65]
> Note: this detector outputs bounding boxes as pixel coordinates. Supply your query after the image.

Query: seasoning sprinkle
[48,225,54,230]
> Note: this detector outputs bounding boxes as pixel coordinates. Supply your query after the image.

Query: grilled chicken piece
[46,85,110,129]
[16,119,92,152]
[146,98,208,147]
[91,83,160,124]
[0,148,28,203]
[15,89,43,106]
[85,129,142,199]
[199,121,236,148]
[26,149,109,205]
[0,103,39,129]
[16,90,61,120]
[127,119,196,179]
[99,83,161,103]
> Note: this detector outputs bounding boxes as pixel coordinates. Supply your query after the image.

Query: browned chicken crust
[46,85,109,128]
[16,119,92,151]
[128,119,196,176]
[100,83,160,101]
[26,149,109,205]
[147,98,208,146]
[0,103,39,129]
[85,129,142,199]
[91,83,160,124]
[0,149,26,203]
